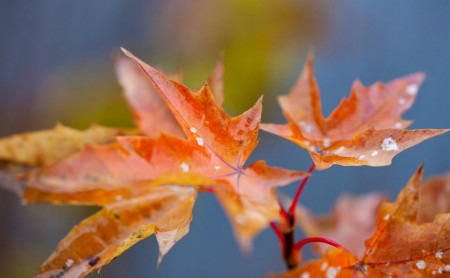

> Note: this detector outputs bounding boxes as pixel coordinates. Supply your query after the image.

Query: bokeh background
[1,1,449,277]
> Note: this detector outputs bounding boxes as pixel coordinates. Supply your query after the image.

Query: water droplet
[406,84,418,95]
[196,137,204,146]
[180,162,189,172]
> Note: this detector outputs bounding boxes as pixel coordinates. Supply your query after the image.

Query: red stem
[277,200,289,220]
[270,163,317,270]
[270,221,285,247]
[294,237,342,251]
[199,186,215,193]
[289,163,315,214]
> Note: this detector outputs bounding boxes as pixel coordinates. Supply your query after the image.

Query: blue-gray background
[0,1,449,277]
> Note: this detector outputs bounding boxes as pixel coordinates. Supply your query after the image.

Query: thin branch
[294,236,342,251]
[199,186,215,193]
[270,221,285,247]
[288,163,315,214]
[277,200,289,220]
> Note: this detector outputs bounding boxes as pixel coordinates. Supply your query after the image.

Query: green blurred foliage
[37,0,324,130]
[37,58,134,130]
[152,0,324,114]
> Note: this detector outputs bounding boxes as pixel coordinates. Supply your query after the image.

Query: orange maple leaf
[274,165,450,278]
[0,49,308,277]
[292,173,450,259]
[261,54,448,169]
[121,48,307,249]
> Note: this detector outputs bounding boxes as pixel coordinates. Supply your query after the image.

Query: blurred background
[0,0,449,277]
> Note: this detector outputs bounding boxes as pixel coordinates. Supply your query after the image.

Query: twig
[294,237,342,251]
[289,163,315,214]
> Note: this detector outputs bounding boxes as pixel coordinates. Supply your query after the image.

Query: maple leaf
[290,172,450,261]
[261,54,449,169]
[0,49,307,277]
[294,193,387,258]
[12,134,210,277]
[274,165,450,278]
[120,48,307,250]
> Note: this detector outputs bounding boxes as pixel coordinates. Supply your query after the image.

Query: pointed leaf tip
[120,47,131,56]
